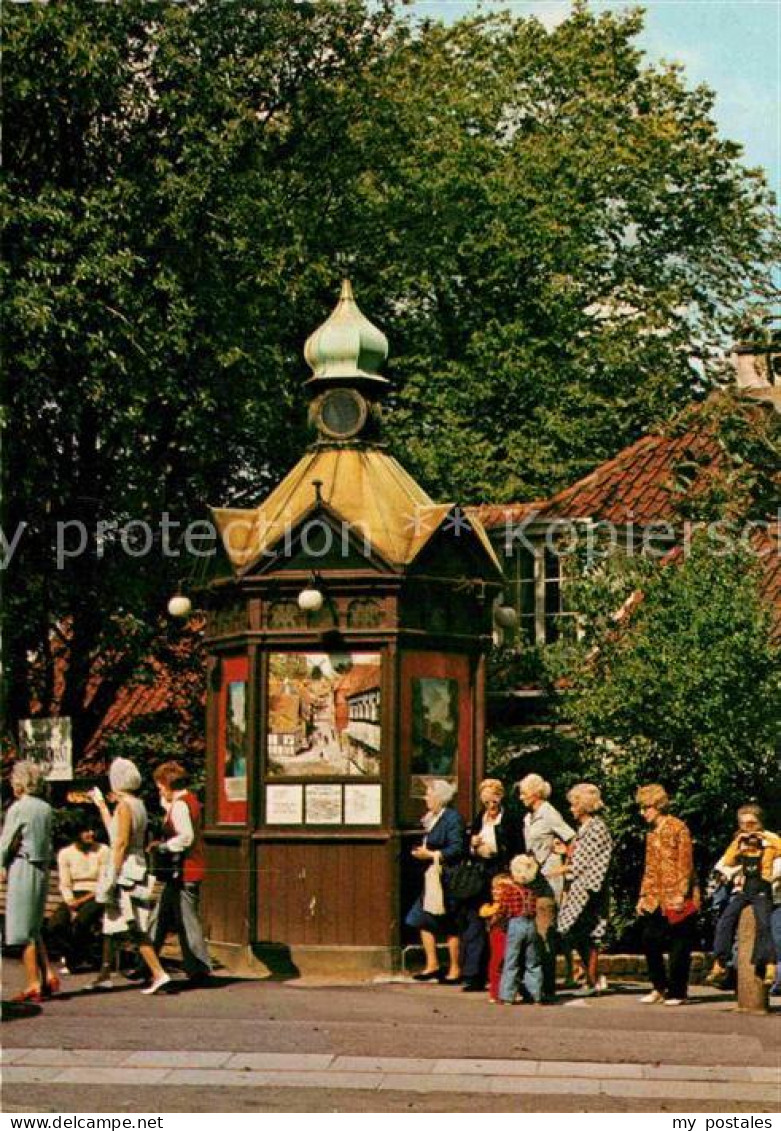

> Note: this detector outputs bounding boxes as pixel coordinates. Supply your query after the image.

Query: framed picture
[267,652,382,779]
[216,656,249,824]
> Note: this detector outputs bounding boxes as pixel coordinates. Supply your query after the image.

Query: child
[479,872,514,1004]
[707,804,780,987]
[497,854,543,1005]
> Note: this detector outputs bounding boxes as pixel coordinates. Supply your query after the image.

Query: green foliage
[3,0,778,756]
[548,531,781,929]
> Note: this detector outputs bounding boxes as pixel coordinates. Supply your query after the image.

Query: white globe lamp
[167,594,193,618]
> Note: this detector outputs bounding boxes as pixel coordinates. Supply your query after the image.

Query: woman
[405,780,465,983]
[0,761,57,1003]
[557,783,612,996]
[87,757,170,995]
[518,773,575,998]
[636,783,699,1006]
[460,778,524,993]
[46,813,110,973]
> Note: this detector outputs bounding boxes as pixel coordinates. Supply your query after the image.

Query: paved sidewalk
[3,1048,779,1105]
[2,970,779,1112]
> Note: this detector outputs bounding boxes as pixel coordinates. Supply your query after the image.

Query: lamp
[297,574,324,613]
[167,588,193,618]
[494,604,517,630]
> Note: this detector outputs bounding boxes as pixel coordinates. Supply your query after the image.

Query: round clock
[316,388,368,440]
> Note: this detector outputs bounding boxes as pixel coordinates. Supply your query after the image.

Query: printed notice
[344,783,382,825]
[305,784,342,824]
[265,784,304,825]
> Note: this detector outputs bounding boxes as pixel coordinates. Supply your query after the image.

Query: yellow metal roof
[211,447,501,575]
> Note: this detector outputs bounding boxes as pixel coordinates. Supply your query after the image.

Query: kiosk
[202,282,504,976]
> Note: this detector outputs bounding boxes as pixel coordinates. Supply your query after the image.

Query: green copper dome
[304,279,389,387]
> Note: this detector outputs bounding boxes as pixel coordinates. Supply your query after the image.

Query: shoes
[11,987,42,1004]
[186,971,211,987]
[123,966,148,982]
[571,984,598,997]
[664,998,686,1006]
[141,973,172,996]
[58,961,71,976]
[640,990,665,1004]
[462,981,485,993]
[42,975,61,998]
[84,975,113,991]
[438,975,463,985]
[412,969,442,982]
[704,961,727,986]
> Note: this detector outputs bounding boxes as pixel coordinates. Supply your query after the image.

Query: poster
[267,652,381,778]
[224,679,247,801]
[344,783,382,826]
[305,783,343,825]
[265,784,304,825]
[18,717,73,781]
[409,677,459,794]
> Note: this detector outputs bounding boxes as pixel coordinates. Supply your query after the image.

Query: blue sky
[409,1,780,198]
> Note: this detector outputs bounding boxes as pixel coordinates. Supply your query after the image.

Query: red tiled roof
[475,416,721,530]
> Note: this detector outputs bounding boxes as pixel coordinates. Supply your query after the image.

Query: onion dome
[304,279,389,387]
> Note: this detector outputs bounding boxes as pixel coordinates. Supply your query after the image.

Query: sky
[409,1,780,199]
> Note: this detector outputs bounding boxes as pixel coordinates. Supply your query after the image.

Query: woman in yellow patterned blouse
[635,783,700,1007]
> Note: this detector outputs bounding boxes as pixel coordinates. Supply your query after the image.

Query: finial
[304,279,389,387]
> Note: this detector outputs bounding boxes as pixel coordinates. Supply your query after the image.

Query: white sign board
[18,718,73,781]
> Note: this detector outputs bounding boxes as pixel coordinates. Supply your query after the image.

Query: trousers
[713,890,776,968]
[149,881,211,978]
[499,915,543,1004]
[642,909,696,1000]
[488,926,507,1002]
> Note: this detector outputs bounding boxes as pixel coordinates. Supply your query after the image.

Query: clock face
[317,388,367,440]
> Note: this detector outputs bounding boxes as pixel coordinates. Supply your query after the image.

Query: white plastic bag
[423,859,445,916]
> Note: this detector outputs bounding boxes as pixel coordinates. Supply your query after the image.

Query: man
[46,815,110,973]
[636,783,699,1007]
[148,762,212,985]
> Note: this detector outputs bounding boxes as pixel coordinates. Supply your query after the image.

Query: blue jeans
[771,904,781,991]
[499,916,543,1003]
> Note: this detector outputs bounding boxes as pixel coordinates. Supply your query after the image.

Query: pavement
[2,966,779,1114]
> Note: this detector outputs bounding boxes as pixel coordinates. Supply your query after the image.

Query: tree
[548,531,781,930]
[3,0,777,757]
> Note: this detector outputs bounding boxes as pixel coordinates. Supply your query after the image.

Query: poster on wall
[224,680,247,803]
[409,677,459,797]
[305,784,342,824]
[18,718,72,781]
[344,783,382,826]
[217,655,249,824]
[266,784,304,825]
[267,652,381,778]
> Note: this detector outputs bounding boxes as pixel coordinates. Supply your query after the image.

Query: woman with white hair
[518,772,575,998]
[405,779,465,983]
[0,761,57,1003]
[558,783,613,996]
[87,758,170,995]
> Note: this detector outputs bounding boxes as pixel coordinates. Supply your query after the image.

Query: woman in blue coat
[0,761,57,1002]
[405,779,465,983]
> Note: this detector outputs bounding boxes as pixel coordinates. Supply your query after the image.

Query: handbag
[664,898,698,926]
[446,858,486,902]
[423,860,446,916]
[148,845,183,884]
